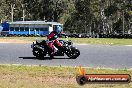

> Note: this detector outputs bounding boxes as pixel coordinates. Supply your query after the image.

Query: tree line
[0,0,131,34]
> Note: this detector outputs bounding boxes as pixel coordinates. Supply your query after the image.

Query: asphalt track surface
[0,43,132,69]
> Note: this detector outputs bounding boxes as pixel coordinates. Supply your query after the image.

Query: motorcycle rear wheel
[33,48,44,59]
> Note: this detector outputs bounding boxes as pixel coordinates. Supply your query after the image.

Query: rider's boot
[49,49,54,59]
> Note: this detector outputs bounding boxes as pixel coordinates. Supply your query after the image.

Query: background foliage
[0,0,131,34]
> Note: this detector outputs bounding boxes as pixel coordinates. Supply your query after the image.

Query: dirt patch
[0,73,75,86]
[0,39,32,43]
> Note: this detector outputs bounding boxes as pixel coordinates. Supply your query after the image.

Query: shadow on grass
[19,56,74,60]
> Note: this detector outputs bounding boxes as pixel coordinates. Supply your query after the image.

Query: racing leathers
[47,31,63,55]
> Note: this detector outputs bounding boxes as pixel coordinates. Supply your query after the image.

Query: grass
[0,37,132,45]
[67,38,132,45]
[0,65,131,88]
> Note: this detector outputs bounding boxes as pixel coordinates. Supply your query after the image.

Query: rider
[47,25,63,57]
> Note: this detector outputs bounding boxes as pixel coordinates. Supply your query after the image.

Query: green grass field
[0,37,132,45]
[0,65,131,88]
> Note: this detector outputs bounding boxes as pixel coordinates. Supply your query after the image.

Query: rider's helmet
[54,25,62,34]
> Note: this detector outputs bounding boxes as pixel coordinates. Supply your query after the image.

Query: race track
[0,43,132,69]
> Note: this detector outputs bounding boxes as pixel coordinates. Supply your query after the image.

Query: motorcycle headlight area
[31,44,39,48]
[33,45,40,48]
[68,41,73,45]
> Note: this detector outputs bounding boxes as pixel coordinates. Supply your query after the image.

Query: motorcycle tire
[33,48,44,59]
[67,47,80,59]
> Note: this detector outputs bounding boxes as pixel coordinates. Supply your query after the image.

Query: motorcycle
[31,37,80,59]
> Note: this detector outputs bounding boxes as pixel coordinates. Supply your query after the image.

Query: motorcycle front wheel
[66,47,80,59]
